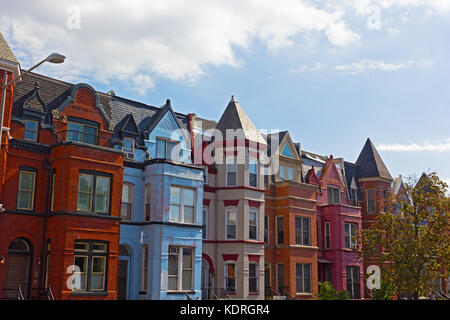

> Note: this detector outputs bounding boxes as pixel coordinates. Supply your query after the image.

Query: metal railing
[18,285,25,300]
[432,290,449,300]
[206,288,233,300]
[47,286,55,300]
[56,130,113,148]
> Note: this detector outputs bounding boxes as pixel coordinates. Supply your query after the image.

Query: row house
[190,97,267,300]
[263,132,319,300]
[0,60,123,299]
[0,33,204,300]
[110,96,204,300]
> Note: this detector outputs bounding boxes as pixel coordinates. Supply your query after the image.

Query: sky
[1,0,449,190]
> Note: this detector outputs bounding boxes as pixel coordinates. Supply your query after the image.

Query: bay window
[226,208,237,240]
[77,171,111,215]
[295,216,310,246]
[296,264,312,294]
[17,170,36,211]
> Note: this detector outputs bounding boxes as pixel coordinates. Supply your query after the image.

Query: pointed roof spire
[216,96,266,145]
[356,138,393,180]
[0,32,19,64]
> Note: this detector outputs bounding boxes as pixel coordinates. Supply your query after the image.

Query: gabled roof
[215,96,266,145]
[138,99,190,144]
[264,131,288,156]
[0,32,19,64]
[356,138,393,181]
[114,113,140,138]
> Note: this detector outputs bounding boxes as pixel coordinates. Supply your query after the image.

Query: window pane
[288,167,294,181]
[170,205,180,222]
[170,187,181,205]
[167,142,176,160]
[95,177,110,213]
[92,257,106,273]
[183,189,194,206]
[19,172,34,190]
[93,243,107,253]
[280,166,285,180]
[182,271,192,290]
[26,120,38,131]
[156,139,166,158]
[83,125,97,145]
[304,265,311,293]
[303,218,310,246]
[77,193,91,212]
[79,174,93,192]
[68,122,82,142]
[17,191,32,209]
[74,256,88,272]
[168,250,178,276]
[184,206,194,224]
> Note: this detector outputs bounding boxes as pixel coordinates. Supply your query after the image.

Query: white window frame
[367,189,376,213]
[249,208,258,241]
[17,170,36,211]
[24,119,38,142]
[324,221,331,249]
[295,216,310,246]
[327,186,341,205]
[248,262,259,293]
[276,216,284,245]
[169,186,196,224]
[296,263,312,294]
[248,158,258,188]
[224,262,237,293]
[226,157,237,187]
[141,245,149,292]
[168,246,194,292]
[345,223,358,250]
[121,182,134,221]
[123,137,135,160]
[226,207,237,240]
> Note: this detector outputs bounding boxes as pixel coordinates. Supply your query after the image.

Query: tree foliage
[362,172,450,299]
[318,281,349,300]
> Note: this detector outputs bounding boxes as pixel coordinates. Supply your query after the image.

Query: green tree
[362,172,450,299]
[318,282,349,300]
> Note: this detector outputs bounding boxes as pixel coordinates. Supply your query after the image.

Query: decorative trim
[222,254,239,262]
[248,255,261,262]
[202,253,215,274]
[248,200,261,208]
[9,139,50,154]
[224,200,239,207]
[203,199,211,206]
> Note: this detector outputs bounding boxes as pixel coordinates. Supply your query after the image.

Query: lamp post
[0,52,66,145]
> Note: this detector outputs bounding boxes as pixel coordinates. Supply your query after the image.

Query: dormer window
[156,137,178,161]
[67,120,98,145]
[123,137,135,160]
[24,120,38,142]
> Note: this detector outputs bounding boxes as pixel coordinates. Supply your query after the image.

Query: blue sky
[1,0,449,189]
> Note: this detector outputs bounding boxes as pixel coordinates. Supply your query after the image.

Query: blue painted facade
[118,104,204,300]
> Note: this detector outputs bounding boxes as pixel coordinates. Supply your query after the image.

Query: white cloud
[0,0,361,94]
[289,59,432,74]
[378,138,450,152]
[289,63,328,73]
[333,59,433,75]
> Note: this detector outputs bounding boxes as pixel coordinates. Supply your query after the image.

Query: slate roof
[264,131,288,156]
[0,32,19,64]
[344,161,363,201]
[215,96,266,145]
[356,138,393,181]
[11,71,191,139]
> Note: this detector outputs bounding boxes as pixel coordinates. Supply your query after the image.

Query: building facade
[191,97,267,300]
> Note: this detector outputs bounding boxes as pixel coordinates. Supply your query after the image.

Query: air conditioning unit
[124,152,135,160]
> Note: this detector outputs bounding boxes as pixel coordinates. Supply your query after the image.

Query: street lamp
[0,52,65,145]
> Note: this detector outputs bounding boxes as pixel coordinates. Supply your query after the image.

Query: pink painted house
[304,154,364,299]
